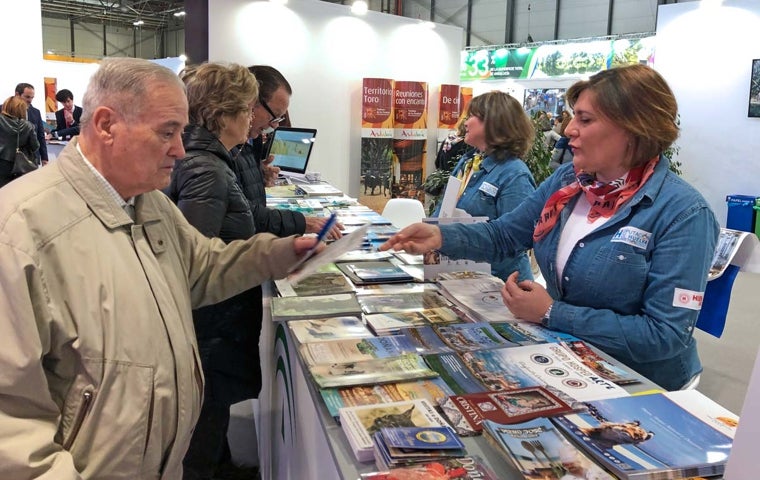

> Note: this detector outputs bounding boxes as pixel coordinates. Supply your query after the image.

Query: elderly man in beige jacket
[0,58,316,479]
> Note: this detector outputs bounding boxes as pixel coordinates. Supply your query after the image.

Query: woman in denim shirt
[433,91,536,281]
[382,65,719,391]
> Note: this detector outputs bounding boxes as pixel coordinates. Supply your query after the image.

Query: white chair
[381,198,426,229]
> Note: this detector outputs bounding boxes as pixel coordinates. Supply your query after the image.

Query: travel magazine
[274,263,354,297]
[298,335,421,366]
[440,386,574,436]
[434,322,520,352]
[364,306,461,335]
[338,399,450,462]
[372,426,466,470]
[319,377,455,420]
[437,275,520,323]
[482,418,615,480]
[360,456,500,480]
[358,292,452,314]
[308,353,439,389]
[270,292,362,321]
[460,343,629,403]
[553,390,738,480]
[287,316,371,344]
[422,353,488,395]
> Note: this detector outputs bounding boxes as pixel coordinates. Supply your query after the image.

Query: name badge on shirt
[478,182,498,197]
[672,288,704,311]
[611,226,651,250]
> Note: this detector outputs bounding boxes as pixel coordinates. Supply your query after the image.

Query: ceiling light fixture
[351,0,368,15]
[132,19,144,26]
[173,11,186,17]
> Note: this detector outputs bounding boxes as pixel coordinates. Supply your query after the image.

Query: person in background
[51,88,83,140]
[433,91,536,282]
[232,64,341,239]
[14,82,48,165]
[549,111,574,170]
[0,57,316,479]
[381,65,719,391]
[434,108,471,172]
[0,96,40,187]
[163,62,265,480]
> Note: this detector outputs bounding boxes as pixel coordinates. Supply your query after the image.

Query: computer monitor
[266,127,317,177]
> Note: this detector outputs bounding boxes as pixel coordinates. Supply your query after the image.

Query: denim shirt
[434,151,536,281]
[440,157,719,390]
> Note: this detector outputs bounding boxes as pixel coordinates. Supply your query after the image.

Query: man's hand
[293,235,324,256]
[379,222,441,254]
[500,272,553,323]
[305,216,343,239]
[262,154,281,187]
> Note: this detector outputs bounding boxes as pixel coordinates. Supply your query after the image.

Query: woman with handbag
[0,96,40,188]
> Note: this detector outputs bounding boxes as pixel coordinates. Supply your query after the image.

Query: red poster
[362,78,394,130]
[438,84,460,129]
[360,78,395,211]
[392,81,428,201]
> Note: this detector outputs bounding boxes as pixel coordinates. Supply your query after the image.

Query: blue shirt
[439,158,719,390]
[434,151,536,281]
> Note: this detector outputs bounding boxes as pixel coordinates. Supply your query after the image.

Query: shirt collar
[76,142,135,207]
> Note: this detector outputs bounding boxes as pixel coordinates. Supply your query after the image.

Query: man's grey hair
[81,57,185,127]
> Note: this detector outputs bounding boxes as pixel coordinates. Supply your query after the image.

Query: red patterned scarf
[533,157,659,242]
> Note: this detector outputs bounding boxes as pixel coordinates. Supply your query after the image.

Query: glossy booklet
[553,390,738,480]
[308,353,439,389]
[441,386,574,436]
[482,418,615,480]
[338,399,449,462]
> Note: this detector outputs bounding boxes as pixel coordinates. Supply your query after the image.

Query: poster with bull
[359,78,394,213]
[392,81,428,202]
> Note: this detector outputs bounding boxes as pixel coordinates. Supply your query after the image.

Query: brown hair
[566,64,679,167]
[468,91,533,160]
[2,96,28,119]
[181,62,258,136]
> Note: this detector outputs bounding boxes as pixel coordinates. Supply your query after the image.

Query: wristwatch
[541,302,554,326]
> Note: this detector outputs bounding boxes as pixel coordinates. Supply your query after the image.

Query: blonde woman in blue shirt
[434,91,536,281]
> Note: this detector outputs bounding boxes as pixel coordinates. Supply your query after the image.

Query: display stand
[697,229,760,337]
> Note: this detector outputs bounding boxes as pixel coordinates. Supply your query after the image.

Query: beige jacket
[0,140,299,479]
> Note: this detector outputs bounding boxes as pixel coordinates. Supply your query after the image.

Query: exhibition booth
[2,0,760,478]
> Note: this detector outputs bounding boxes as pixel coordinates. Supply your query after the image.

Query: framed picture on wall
[749,59,760,118]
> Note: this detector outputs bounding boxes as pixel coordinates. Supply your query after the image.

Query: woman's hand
[501,272,554,323]
[379,223,442,254]
[305,216,344,239]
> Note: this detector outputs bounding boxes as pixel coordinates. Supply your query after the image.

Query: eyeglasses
[259,99,286,125]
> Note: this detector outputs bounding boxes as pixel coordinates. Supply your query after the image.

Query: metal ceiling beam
[40,0,184,30]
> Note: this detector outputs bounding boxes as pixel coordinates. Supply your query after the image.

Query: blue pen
[288,212,338,274]
[313,212,338,245]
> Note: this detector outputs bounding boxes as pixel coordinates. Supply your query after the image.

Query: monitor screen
[266,127,317,174]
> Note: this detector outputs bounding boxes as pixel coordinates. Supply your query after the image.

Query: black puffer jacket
[231,139,306,237]
[0,114,39,163]
[165,124,262,401]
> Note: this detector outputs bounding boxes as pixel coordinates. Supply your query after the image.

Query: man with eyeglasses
[231,65,342,240]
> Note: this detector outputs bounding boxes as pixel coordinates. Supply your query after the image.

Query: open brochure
[708,227,760,280]
[422,216,491,281]
[288,223,370,285]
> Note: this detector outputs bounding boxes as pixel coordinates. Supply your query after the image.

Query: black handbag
[11,130,38,176]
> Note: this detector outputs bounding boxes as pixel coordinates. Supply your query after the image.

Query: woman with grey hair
[164,62,260,480]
